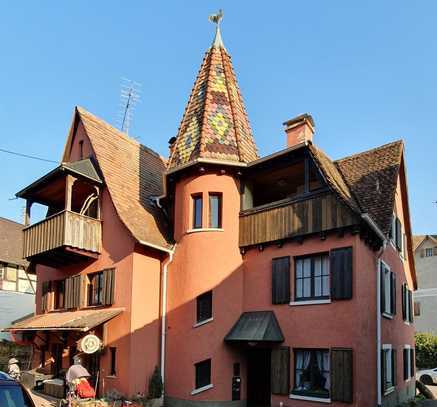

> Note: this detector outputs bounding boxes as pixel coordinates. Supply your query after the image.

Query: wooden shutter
[41,281,50,312]
[395,218,402,251]
[381,349,386,392]
[65,276,81,309]
[420,249,425,257]
[331,348,353,403]
[401,284,406,321]
[272,257,290,304]
[403,349,409,380]
[408,290,413,323]
[390,273,396,315]
[271,347,289,395]
[72,275,81,308]
[434,247,437,256]
[330,247,353,300]
[380,264,386,313]
[410,349,415,377]
[101,268,115,306]
[392,349,397,386]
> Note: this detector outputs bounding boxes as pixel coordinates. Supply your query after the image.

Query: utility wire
[0,147,58,164]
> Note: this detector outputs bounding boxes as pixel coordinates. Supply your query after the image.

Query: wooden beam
[65,175,76,211]
[24,200,32,226]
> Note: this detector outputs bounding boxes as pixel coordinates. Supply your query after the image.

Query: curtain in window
[316,351,330,391]
[295,351,311,389]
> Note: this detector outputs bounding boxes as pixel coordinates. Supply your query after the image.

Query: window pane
[322,275,330,296]
[296,260,303,278]
[296,279,303,299]
[195,359,211,389]
[197,291,212,322]
[315,276,322,297]
[303,259,311,277]
[303,278,311,298]
[314,257,322,277]
[209,194,222,228]
[193,195,203,229]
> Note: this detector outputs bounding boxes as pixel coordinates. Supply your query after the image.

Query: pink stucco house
[7,19,416,407]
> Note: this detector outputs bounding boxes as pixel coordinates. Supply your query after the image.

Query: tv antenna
[117,78,141,136]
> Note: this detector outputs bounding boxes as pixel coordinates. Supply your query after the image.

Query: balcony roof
[16,158,102,203]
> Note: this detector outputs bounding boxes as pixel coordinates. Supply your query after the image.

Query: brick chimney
[283,113,315,148]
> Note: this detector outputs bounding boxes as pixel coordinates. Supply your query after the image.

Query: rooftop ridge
[0,217,24,227]
[76,106,163,161]
[335,139,403,163]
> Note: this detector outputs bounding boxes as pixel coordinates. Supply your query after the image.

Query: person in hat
[8,357,20,380]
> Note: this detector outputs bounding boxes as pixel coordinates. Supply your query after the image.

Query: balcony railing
[23,210,102,259]
[239,193,359,247]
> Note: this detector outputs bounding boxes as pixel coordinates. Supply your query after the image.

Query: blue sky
[0,1,435,233]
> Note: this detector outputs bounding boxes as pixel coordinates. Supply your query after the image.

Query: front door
[247,348,271,407]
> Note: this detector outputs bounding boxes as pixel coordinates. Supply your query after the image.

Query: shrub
[415,332,437,369]
[148,366,163,399]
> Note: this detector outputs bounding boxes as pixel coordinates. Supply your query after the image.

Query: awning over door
[225,311,284,343]
[2,308,124,332]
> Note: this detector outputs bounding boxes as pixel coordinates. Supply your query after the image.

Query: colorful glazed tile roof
[168,27,258,169]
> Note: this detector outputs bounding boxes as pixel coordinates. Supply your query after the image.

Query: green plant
[415,332,437,369]
[148,366,163,399]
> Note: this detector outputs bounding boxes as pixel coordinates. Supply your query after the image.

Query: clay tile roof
[68,107,172,251]
[308,144,361,214]
[335,140,404,235]
[413,234,437,251]
[168,27,258,169]
[0,217,28,268]
[4,307,124,332]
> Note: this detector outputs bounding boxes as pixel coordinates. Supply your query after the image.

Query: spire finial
[208,9,224,48]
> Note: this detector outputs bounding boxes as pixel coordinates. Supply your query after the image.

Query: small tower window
[192,194,203,229]
[209,193,222,228]
[79,140,84,160]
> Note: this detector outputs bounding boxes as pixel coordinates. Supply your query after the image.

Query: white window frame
[381,261,393,318]
[425,248,433,257]
[382,344,395,395]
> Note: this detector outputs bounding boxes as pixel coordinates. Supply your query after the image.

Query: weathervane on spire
[208,9,224,26]
[209,9,225,48]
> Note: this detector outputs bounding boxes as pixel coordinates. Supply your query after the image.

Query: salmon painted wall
[380,170,415,394]
[33,121,163,397]
[129,245,163,396]
[243,233,378,407]
[166,171,246,401]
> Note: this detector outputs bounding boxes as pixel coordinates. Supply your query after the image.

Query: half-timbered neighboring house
[6,20,416,407]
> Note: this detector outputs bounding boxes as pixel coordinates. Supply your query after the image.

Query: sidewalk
[29,389,59,407]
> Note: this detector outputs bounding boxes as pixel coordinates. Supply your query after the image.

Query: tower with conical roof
[165,13,253,405]
[168,11,258,169]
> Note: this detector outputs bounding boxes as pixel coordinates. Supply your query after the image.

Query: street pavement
[29,390,58,407]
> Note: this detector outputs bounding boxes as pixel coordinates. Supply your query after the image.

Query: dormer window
[192,194,203,229]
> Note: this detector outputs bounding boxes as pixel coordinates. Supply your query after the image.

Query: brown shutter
[271,347,289,395]
[41,281,50,312]
[410,348,415,377]
[392,349,397,386]
[395,218,402,251]
[80,274,88,308]
[102,268,115,306]
[391,273,396,315]
[380,264,386,313]
[330,247,353,300]
[381,350,386,392]
[331,348,353,403]
[401,284,406,321]
[72,275,81,308]
[408,290,413,323]
[272,257,290,304]
[420,249,425,257]
[434,247,437,256]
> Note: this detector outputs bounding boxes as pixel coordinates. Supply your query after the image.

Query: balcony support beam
[24,200,33,226]
[65,175,77,211]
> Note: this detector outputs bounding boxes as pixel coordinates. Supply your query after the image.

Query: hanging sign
[79,334,101,354]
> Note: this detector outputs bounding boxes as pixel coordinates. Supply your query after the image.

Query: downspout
[362,213,386,407]
[160,248,175,392]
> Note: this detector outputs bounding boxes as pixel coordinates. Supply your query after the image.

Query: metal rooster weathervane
[208,9,224,26]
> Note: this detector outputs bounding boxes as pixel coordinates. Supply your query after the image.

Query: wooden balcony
[239,193,359,248]
[23,210,102,266]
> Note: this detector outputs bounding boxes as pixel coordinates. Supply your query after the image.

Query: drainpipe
[160,250,174,391]
[363,213,387,407]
